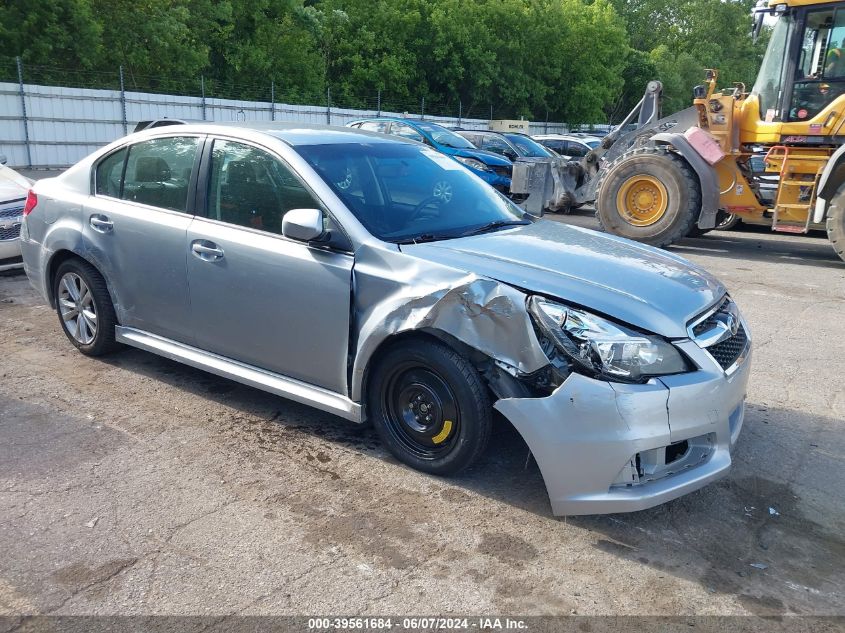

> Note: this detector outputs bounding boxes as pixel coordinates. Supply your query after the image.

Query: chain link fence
[0,59,607,169]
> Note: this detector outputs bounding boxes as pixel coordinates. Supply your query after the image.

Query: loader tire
[595,146,701,248]
[826,181,845,262]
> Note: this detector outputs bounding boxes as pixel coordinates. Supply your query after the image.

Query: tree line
[1,0,766,124]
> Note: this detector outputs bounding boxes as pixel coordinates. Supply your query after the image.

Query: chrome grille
[706,323,748,370]
[0,206,23,219]
[689,296,750,372]
[0,224,21,241]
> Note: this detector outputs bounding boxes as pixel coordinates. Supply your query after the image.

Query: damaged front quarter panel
[349,243,551,404]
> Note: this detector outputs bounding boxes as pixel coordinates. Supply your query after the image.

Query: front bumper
[494,340,751,516]
[0,237,22,271]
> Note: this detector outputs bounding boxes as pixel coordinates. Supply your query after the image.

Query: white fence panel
[0,81,588,169]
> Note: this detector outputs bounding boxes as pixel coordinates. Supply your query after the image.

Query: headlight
[454,156,493,172]
[527,296,690,382]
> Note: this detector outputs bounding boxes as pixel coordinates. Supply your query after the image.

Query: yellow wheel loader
[574,0,845,261]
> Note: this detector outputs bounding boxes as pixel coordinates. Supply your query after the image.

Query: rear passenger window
[95,148,127,198]
[359,121,389,133]
[390,123,425,143]
[207,139,320,235]
[122,137,199,212]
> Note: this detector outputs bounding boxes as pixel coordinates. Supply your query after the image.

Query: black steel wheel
[368,339,491,475]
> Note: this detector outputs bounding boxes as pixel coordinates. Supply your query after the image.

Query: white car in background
[0,156,32,272]
[532,133,602,160]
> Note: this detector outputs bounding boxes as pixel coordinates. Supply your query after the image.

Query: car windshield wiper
[457,219,530,237]
[395,233,458,245]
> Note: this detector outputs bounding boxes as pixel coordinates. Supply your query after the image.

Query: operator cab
[754,2,845,123]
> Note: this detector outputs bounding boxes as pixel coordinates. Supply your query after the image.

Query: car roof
[455,129,507,137]
[130,121,415,147]
[348,117,457,131]
[533,133,601,143]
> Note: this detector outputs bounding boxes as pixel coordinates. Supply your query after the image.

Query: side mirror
[282,208,324,242]
[752,9,765,43]
[0,155,6,165]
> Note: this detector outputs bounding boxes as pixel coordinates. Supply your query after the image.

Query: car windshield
[503,134,554,158]
[296,142,528,243]
[415,122,475,149]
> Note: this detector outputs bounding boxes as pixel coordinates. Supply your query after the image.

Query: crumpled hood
[400,220,726,338]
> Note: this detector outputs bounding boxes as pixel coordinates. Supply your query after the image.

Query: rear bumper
[494,341,751,516]
[20,235,50,302]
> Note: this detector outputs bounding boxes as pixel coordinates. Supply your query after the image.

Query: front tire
[595,147,701,247]
[367,339,491,476]
[826,181,845,262]
[53,258,120,356]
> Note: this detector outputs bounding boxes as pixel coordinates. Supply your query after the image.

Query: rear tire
[715,210,741,231]
[53,258,120,356]
[595,146,701,247]
[367,339,491,476]
[826,181,845,262]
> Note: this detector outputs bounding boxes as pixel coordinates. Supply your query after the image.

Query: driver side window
[207,140,319,235]
[481,135,513,157]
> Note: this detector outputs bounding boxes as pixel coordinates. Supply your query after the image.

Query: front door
[83,135,201,343]
[186,138,353,394]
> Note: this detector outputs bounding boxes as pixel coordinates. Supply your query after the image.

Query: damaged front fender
[350,244,550,403]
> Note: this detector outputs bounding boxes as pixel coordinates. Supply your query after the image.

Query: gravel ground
[0,213,843,618]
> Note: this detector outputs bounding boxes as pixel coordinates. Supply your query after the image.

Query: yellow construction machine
[573,0,845,261]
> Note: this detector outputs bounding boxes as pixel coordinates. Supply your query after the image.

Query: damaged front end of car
[351,245,751,516]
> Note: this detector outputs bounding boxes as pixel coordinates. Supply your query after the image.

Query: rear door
[185,137,353,393]
[84,135,201,343]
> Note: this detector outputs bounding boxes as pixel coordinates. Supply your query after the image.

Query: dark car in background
[532,133,602,161]
[455,130,556,161]
[346,118,513,193]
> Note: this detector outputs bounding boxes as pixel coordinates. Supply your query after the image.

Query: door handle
[191,240,224,261]
[89,214,113,233]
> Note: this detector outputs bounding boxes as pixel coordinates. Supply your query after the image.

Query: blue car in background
[346,117,513,193]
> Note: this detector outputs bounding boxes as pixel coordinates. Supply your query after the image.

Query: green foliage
[2,0,766,123]
[610,0,768,116]
[0,0,102,76]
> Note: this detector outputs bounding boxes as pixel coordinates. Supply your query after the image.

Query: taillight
[23,190,37,216]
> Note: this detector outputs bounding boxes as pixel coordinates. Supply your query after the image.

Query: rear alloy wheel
[53,258,120,356]
[368,339,491,475]
[596,147,701,247]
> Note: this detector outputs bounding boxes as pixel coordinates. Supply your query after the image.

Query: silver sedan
[20,123,751,515]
